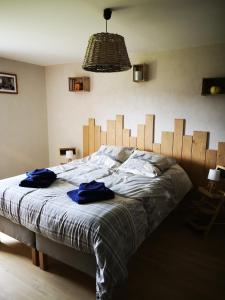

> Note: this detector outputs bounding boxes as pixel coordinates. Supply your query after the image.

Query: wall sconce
[133,64,147,82]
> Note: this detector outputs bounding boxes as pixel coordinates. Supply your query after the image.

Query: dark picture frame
[0,72,18,94]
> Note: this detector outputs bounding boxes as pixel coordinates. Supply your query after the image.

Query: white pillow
[88,145,134,169]
[88,154,121,169]
[118,150,176,177]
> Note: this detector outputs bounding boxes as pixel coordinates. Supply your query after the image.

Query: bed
[0,150,191,299]
[0,114,224,300]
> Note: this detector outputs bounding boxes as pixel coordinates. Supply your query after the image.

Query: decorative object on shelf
[201,77,225,95]
[210,86,221,95]
[207,168,220,192]
[133,64,147,82]
[0,72,18,94]
[82,8,131,73]
[68,77,90,92]
[66,150,74,162]
[59,147,76,163]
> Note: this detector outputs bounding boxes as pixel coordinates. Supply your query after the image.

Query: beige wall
[0,58,48,179]
[45,44,225,166]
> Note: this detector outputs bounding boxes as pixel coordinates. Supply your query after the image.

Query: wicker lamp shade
[82,32,131,72]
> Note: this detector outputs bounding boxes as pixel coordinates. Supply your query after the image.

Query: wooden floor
[0,197,225,300]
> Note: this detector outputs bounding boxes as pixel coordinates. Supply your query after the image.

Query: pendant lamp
[82,8,131,72]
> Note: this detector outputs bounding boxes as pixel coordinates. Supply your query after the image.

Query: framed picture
[0,72,18,94]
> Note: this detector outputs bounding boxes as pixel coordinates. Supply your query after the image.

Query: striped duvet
[0,159,191,299]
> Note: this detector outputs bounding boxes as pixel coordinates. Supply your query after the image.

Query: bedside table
[188,186,225,235]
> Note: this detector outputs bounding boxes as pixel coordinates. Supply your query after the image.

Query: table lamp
[207,169,220,192]
[66,150,74,163]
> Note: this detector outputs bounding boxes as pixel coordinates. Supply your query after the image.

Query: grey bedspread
[0,159,192,299]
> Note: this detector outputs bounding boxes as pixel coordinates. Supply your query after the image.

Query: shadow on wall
[148,60,157,81]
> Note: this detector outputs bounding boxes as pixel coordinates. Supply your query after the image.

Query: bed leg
[31,248,39,266]
[39,251,48,270]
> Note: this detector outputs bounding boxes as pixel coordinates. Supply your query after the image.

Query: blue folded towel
[19,168,57,188]
[67,180,114,204]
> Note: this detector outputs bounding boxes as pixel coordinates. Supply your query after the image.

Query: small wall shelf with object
[68,77,90,92]
[201,77,225,95]
[59,147,76,164]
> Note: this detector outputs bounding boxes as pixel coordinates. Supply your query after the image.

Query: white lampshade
[208,169,220,181]
[66,150,73,160]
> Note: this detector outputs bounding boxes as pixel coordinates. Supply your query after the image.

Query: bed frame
[83,114,225,186]
[0,215,38,266]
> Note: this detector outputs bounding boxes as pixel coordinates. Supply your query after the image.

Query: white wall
[45,44,225,166]
[0,58,49,179]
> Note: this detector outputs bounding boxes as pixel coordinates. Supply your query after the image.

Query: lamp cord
[106,19,107,33]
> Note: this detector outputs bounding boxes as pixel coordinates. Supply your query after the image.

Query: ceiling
[0,0,225,66]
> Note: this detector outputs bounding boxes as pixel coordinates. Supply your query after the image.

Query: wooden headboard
[83,115,225,186]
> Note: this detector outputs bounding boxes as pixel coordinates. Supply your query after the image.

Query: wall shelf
[59,147,76,164]
[68,77,90,92]
[59,147,76,156]
[201,77,225,95]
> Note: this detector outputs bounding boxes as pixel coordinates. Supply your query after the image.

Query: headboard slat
[217,142,225,166]
[161,132,174,157]
[100,131,107,145]
[191,131,208,185]
[107,120,116,145]
[116,115,124,146]
[130,137,137,148]
[123,129,130,147]
[205,149,217,169]
[88,118,95,154]
[137,124,145,150]
[83,125,89,157]
[173,119,185,160]
[192,131,208,165]
[94,126,101,152]
[182,135,193,161]
[153,143,161,153]
[144,114,154,151]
